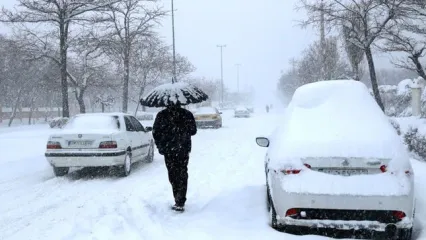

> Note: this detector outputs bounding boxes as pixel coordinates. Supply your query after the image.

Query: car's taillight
[380,165,387,173]
[99,141,117,148]
[392,211,406,220]
[281,169,302,175]
[285,208,299,217]
[47,141,61,149]
[304,163,311,169]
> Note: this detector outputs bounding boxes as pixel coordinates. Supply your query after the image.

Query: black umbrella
[140,81,209,107]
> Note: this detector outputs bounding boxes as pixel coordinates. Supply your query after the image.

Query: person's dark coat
[152,105,197,155]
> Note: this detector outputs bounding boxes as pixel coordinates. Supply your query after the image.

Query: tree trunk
[28,98,34,125]
[75,87,86,113]
[409,55,426,81]
[353,64,360,81]
[122,50,130,113]
[8,89,22,127]
[364,47,385,111]
[101,103,105,113]
[60,21,70,117]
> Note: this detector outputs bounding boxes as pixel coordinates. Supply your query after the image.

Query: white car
[45,113,155,177]
[256,80,415,239]
[234,106,250,118]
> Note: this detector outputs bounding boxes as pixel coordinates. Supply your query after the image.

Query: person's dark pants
[164,151,189,207]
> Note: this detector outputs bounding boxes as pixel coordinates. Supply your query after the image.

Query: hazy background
[0,0,394,105]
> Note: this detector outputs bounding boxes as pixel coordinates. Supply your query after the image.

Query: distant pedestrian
[152,103,197,212]
[266,105,270,113]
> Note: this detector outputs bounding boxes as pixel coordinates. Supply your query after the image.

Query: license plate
[317,169,368,176]
[68,140,93,147]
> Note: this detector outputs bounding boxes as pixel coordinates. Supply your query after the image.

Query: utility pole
[171,0,177,83]
[217,44,226,103]
[235,64,241,93]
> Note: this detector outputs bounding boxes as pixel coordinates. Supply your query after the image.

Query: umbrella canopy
[140,82,209,107]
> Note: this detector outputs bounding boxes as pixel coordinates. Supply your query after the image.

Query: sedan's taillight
[380,165,387,173]
[99,141,117,148]
[281,169,302,175]
[392,211,406,220]
[47,141,61,149]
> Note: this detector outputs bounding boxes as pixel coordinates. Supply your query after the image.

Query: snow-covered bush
[49,117,69,128]
[404,126,426,161]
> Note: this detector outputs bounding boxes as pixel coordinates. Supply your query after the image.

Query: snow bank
[268,80,410,171]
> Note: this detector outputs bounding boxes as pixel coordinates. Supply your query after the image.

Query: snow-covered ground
[0,108,426,240]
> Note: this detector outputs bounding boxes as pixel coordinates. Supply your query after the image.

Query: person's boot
[171,204,185,212]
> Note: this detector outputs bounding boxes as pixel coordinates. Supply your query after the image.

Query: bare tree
[99,0,166,113]
[297,37,349,84]
[1,0,119,117]
[381,4,426,80]
[341,8,364,80]
[299,0,407,111]
[67,33,107,113]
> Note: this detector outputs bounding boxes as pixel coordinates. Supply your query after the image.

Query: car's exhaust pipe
[385,224,398,239]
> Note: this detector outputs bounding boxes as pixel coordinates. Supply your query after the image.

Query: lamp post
[171,0,177,83]
[217,44,226,103]
[235,64,241,94]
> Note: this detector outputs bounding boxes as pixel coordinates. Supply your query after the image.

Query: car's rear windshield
[63,115,120,130]
[195,107,216,114]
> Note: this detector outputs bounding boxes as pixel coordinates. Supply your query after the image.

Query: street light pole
[171,0,177,83]
[217,44,226,103]
[235,64,241,93]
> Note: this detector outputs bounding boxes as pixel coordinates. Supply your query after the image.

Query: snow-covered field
[1,108,426,240]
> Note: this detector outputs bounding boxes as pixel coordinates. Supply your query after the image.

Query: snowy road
[1,109,426,240]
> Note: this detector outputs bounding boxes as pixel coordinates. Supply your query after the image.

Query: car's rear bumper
[234,113,250,117]
[45,151,126,167]
[270,178,415,232]
[196,120,220,127]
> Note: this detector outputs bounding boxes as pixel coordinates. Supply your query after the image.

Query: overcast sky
[0,0,393,104]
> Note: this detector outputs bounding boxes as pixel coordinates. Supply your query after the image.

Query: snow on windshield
[195,107,216,115]
[268,80,410,171]
[235,107,247,111]
[63,115,119,131]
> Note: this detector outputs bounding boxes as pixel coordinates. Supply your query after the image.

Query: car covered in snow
[193,106,222,128]
[45,113,155,177]
[256,80,415,239]
[234,106,250,118]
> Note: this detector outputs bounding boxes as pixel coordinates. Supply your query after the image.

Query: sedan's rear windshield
[63,115,120,130]
[195,107,216,114]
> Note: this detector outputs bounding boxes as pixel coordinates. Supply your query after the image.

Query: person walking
[266,104,270,113]
[152,103,197,212]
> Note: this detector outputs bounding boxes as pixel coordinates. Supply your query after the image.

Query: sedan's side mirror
[145,126,153,132]
[256,137,270,147]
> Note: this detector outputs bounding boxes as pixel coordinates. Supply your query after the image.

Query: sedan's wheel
[269,201,279,229]
[145,141,154,163]
[120,152,132,177]
[266,186,271,211]
[53,167,69,177]
[268,191,279,229]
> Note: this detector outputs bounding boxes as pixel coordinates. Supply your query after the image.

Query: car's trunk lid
[51,131,114,149]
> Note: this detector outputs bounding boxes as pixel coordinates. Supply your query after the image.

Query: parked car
[256,80,415,239]
[234,106,250,118]
[45,113,155,177]
[193,106,222,128]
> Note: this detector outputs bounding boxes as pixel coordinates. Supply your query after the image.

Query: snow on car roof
[268,80,409,170]
[235,106,248,111]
